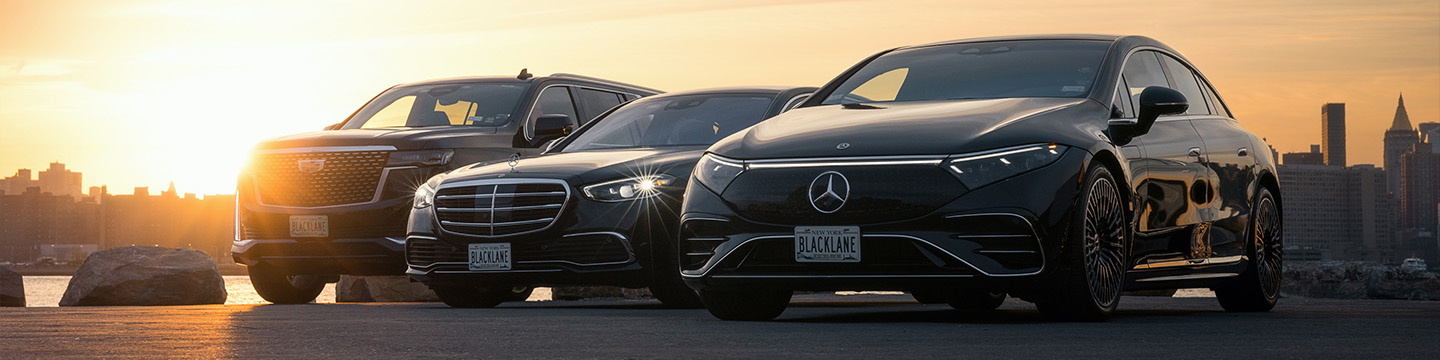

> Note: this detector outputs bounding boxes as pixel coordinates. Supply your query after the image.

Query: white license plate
[289,215,329,238]
[795,226,861,263]
[469,243,512,271]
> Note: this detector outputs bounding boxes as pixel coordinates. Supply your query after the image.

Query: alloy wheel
[1083,177,1125,309]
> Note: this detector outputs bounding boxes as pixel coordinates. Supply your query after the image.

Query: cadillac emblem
[297,159,326,173]
[808,171,850,213]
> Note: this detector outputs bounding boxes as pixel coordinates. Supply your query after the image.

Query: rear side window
[1121,51,1168,111]
[528,86,580,138]
[1199,78,1232,118]
[1159,55,1210,115]
[577,88,624,124]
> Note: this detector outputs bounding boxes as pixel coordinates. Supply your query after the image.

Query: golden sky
[1,0,1437,195]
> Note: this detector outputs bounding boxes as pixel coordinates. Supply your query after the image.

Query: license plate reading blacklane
[289,215,329,238]
[795,226,861,263]
[469,243,512,271]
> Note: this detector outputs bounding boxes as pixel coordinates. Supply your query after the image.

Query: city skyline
[2,0,1438,194]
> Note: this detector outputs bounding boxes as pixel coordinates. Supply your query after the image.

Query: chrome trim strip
[1134,273,1239,282]
[436,204,562,212]
[681,235,789,278]
[685,237,727,242]
[252,166,417,210]
[951,234,1033,239]
[515,231,636,267]
[434,178,571,238]
[948,144,1052,163]
[685,252,715,257]
[1132,255,1245,270]
[436,191,565,200]
[942,212,1047,274]
[442,218,556,228]
[256,145,398,154]
[680,216,731,223]
[975,250,1038,254]
[709,274,975,279]
[682,231,1043,278]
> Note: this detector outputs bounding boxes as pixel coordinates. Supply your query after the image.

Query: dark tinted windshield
[821,40,1109,104]
[562,94,774,152]
[342,82,529,129]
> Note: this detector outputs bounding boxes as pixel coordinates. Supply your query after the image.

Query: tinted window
[343,83,528,129]
[563,94,774,152]
[1160,55,1210,115]
[1121,51,1171,115]
[1113,80,1134,118]
[821,40,1109,104]
[1199,77,1232,118]
[529,86,580,137]
[577,88,624,124]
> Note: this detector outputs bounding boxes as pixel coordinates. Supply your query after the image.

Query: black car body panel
[681,35,1280,304]
[405,87,817,289]
[233,74,662,276]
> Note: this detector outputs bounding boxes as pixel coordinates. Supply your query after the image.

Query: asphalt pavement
[2,293,1437,359]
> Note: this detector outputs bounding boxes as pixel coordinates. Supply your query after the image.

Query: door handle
[1188,147,1202,157]
[1237,147,1249,157]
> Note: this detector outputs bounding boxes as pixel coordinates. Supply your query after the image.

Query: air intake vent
[435,180,569,237]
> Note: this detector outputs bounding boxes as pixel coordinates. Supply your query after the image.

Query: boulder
[1,266,23,307]
[1282,261,1440,301]
[60,246,226,306]
[551,286,651,301]
[335,275,438,302]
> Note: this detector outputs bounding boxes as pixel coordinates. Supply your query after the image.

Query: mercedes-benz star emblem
[836,142,850,150]
[297,159,325,174]
[808,171,850,213]
[508,153,520,173]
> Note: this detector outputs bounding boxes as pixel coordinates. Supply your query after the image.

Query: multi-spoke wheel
[1216,187,1282,312]
[1037,163,1128,321]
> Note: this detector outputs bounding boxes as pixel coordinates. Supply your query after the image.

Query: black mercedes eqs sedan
[679,34,1283,321]
[406,86,816,308]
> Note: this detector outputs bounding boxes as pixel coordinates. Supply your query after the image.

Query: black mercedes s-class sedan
[679,35,1282,321]
[406,86,816,308]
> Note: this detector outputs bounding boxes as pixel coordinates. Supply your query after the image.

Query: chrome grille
[435,180,568,237]
[254,150,389,207]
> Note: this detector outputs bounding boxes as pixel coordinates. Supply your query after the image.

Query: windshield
[820,40,1109,105]
[342,82,529,129]
[562,94,774,152]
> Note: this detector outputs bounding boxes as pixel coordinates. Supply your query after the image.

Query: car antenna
[517,68,534,80]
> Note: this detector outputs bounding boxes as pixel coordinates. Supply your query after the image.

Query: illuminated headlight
[693,153,745,193]
[413,174,444,209]
[583,174,677,202]
[947,144,1068,189]
[388,149,454,167]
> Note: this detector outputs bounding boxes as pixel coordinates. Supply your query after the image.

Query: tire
[650,274,704,308]
[1215,187,1282,312]
[948,291,1007,311]
[249,265,326,304]
[910,289,949,304]
[432,285,510,308]
[698,289,791,321]
[1035,164,1128,322]
[507,286,535,302]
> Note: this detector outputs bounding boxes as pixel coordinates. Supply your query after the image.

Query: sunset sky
[1,0,1437,195]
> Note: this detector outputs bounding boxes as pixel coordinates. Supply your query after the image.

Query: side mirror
[323,122,342,131]
[531,114,574,147]
[1108,86,1187,145]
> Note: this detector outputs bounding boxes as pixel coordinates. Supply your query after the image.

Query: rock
[60,246,226,306]
[551,286,651,301]
[1,266,23,307]
[1282,261,1440,301]
[335,276,438,302]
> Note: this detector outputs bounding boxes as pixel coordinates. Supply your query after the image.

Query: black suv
[234,71,661,304]
[680,35,1281,321]
[406,87,815,308]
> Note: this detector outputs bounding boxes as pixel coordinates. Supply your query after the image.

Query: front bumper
[231,237,407,276]
[678,150,1089,293]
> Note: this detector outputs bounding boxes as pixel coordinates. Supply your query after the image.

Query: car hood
[253,127,501,151]
[709,98,1102,159]
[441,146,709,185]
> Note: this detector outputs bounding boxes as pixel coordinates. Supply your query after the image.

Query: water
[20,276,553,307]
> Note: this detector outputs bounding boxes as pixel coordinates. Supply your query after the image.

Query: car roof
[390,74,662,94]
[641,86,814,99]
[901,34,1125,50]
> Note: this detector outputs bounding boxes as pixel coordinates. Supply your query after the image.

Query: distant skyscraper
[1401,143,1440,231]
[37,162,83,197]
[1384,95,1418,195]
[1417,122,1440,144]
[1282,144,1324,165]
[1280,164,1396,261]
[1322,103,1346,167]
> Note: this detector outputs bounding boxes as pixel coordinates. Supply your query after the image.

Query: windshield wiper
[841,102,884,110]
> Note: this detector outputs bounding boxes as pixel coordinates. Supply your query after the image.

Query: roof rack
[549,73,664,94]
